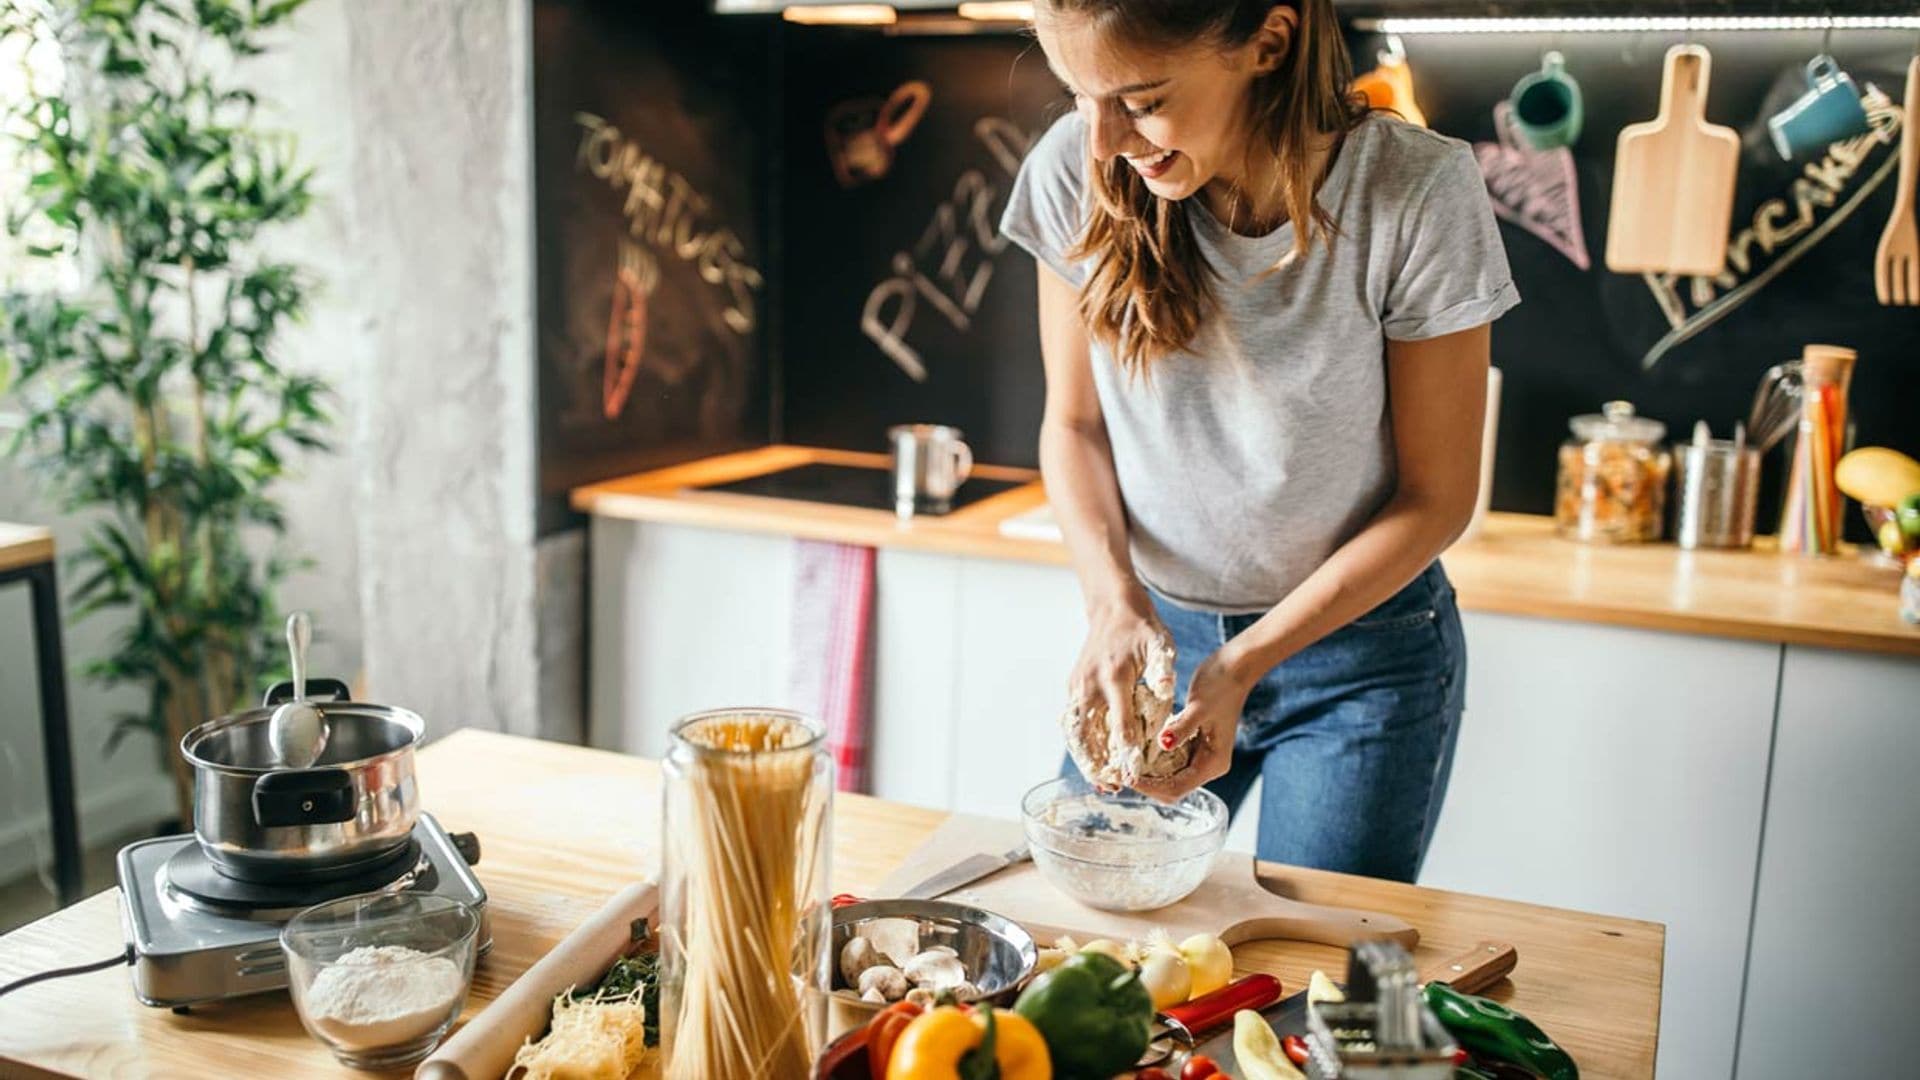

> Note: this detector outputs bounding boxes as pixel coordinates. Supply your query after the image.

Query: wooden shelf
[0,522,54,576]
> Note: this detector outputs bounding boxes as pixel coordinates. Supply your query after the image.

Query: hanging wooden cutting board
[1605,44,1739,276]
[874,814,1417,950]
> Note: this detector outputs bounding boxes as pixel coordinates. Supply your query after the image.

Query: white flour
[301,945,464,1050]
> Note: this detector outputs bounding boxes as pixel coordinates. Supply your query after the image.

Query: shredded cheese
[508,989,650,1080]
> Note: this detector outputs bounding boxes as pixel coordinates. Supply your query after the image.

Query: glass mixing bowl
[1020,776,1228,912]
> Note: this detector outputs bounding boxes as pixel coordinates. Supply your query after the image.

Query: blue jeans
[1065,562,1466,883]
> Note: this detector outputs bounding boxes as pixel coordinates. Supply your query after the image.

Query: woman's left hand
[1134,649,1254,802]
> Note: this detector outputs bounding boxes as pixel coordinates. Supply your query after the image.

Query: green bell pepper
[1424,981,1578,1080]
[1012,951,1154,1079]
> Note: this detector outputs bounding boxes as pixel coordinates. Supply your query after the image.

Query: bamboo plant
[0,0,327,820]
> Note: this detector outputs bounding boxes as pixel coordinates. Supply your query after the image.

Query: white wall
[0,0,546,890]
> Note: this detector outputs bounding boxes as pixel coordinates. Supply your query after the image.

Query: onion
[1138,947,1192,1010]
[1178,933,1234,998]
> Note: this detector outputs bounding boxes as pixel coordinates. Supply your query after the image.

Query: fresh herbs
[573,951,660,1047]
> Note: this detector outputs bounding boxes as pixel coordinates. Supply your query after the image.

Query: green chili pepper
[1423,981,1578,1080]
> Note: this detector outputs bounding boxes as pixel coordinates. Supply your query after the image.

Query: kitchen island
[574,445,1920,1080]
[0,729,1661,1078]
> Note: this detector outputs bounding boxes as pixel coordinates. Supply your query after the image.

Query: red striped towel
[788,540,877,793]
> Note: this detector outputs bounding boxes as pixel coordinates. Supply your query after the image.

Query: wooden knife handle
[1418,940,1517,996]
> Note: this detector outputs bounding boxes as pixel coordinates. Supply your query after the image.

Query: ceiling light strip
[1357,15,1920,34]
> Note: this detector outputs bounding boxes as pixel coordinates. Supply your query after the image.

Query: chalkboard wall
[536,7,1920,539]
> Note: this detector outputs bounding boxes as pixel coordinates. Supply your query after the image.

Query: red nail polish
[1160,731,1175,749]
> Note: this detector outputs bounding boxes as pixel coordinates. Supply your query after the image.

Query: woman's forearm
[1219,487,1472,685]
[1039,417,1147,615]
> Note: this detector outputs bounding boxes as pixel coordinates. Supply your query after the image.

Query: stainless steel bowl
[828,898,1037,1037]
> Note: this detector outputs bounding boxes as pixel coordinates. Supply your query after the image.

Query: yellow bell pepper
[885,1005,1051,1080]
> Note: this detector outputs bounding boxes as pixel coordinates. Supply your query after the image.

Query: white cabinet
[587,518,801,758]
[1420,611,1780,1080]
[1735,646,1920,1079]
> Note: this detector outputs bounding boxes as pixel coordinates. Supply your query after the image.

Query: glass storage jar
[1555,400,1673,543]
[659,709,833,1080]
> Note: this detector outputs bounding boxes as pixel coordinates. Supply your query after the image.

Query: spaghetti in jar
[659,709,833,1080]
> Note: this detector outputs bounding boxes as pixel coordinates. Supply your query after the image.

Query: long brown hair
[1040,0,1367,375]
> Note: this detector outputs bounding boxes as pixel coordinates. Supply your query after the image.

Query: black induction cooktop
[696,463,1026,515]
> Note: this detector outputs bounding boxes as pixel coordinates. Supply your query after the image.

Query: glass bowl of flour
[281,892,481,1069]
[1021,776,1228,912]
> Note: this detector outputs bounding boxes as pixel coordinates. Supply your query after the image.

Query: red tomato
[1180,1056,1221,1080]
[1134,1070,1173,1080]
[1282,1034,1311,1066]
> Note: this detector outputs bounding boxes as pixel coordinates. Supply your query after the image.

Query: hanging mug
[1766,55,1871,160]
[1508,51,1583,150]
[825,80,933,188]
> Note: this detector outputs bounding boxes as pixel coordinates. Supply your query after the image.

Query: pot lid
[1569,400,1666,444]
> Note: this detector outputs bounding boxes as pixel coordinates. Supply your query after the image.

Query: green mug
[1508,51,1583,150]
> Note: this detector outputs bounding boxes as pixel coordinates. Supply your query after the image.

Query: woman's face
[1036,11,1285,201]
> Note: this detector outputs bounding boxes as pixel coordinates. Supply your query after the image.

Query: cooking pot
[180,679,423,882]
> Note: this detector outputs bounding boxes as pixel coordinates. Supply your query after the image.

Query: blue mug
[1767,55,1871,160]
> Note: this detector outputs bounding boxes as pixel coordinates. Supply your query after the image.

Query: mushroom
[903,949,969,991]
[861,986,889,1004]
[840,937,885,988]
[903,987,936,1008]
[949,981,982,1003]
[857,964,909,1002]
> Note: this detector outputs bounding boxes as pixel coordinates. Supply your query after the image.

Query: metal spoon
[268,611,327,769]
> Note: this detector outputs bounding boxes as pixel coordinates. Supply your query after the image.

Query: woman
[1000,0,1517,883]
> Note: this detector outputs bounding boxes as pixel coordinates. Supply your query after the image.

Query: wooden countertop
[0,729,1665,1079]
[573,445,1920,658]
[0,522,54,576]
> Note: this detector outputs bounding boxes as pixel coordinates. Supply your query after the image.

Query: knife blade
[899,843,1031,900]
[1189,940,1517,1073]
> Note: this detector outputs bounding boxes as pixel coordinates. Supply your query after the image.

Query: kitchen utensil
[1554,401,1673,543]
[267,611,327,770]
[874,813,1419,951]
[1780,344,1857,555]
[1767,55,1872,160]
[900,842,1031,900]
[825,80,932,188]
[1193,940,1517,1076]
[1605,45,1739,276]
[1304,939,1460,1079]
[1022,777,1229,912]
[1675,424,1761,550]
[1747,361,1806,455]
[1137,972,1286,1066]
[1353,40,1427,128]
[1509,51,1583,149]
[1874,55,1920,306]
[281,892,481,1070]
[826,897,1038,1038]
[119,812,488,1008]
[182,680,423,881]
[888,423,973,518]
[420,883,657,1080]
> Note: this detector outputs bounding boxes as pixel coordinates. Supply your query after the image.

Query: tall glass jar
[659,709,833,1080]
[1555,400,1673,543]
[1779,344,1856,555]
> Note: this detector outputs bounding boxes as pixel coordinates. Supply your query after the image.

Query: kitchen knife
[1190,940,1518,1073]
[898,843,1031,900]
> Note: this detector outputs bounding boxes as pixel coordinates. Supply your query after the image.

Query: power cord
[0,945,135,998]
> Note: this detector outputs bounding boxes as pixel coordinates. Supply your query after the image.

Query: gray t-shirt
[1000,112,1519,613]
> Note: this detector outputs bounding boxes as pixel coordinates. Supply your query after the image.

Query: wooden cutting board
[875,814,1417,950]
[1605,44,1739,276]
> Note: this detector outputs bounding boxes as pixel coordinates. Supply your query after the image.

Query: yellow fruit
[1178,933,1234,998]
[1836,448,1920,508]
[1234,1009,1307,1080]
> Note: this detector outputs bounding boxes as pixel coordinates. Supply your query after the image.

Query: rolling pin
[417,882,659,1080]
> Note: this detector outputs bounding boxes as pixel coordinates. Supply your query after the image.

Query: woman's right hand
[1067,590,1173,765]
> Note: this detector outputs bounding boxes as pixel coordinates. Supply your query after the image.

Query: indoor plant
[0,0,327,820]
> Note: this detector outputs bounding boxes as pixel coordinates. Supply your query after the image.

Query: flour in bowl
[301,944,464,1049]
